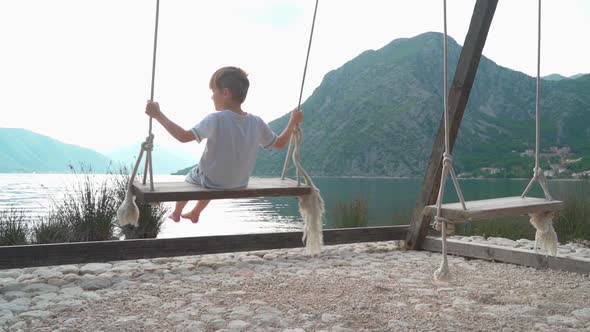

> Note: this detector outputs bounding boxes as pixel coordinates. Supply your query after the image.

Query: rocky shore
[0,239,589,331]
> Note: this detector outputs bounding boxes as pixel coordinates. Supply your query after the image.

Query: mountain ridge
[253,32,590,178]
[4,32,589,178]
[0,128,200,174]
[0,128,112,173]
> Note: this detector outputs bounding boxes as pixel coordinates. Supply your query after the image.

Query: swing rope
[433,0,556,281]
[128,0,161,193]
[521,0,552,201]
[130,0,320,192]
[118,0,325,248]
[116,0,160,227]
[278,0,324,255]
[432,0,467,282]
[281,0,320,184]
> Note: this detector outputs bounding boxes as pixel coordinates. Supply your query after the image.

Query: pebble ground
[0,239,589,331]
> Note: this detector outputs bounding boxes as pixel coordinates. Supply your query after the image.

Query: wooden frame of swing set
[1,0,588,275]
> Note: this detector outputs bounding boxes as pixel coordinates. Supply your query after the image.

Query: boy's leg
[170,201,189,222]
[181,200,211,224]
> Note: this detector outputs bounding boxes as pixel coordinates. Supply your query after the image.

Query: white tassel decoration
[299,186,325,256]
[529,211,558,256]
[291,126,325,256]
[433,255,451,282]
[117,187,139,227]
[433,220,452,282]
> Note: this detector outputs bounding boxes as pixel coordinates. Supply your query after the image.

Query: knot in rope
[532,166,543,178]
[293,126,302,140]
[432,215,454,231]
[442,152,454,167]
[142,134,155,152]
[291,125,308,187]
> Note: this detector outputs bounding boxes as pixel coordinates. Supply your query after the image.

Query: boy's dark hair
[209,66,250,103]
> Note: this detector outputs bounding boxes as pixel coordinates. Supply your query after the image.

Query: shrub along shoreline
[0,166,169,246]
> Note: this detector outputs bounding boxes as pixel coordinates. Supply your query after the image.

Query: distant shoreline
[0,173,588,182]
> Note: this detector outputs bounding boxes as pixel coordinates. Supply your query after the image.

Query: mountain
[251,32,590,178]
[571,73,587,80]
[105,143,200,175]
[542,74,568,81]
[0,128,112,173]
[0,128,200,174]
[543,73,588,81]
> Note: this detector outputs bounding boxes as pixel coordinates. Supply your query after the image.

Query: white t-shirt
[188,110,277,189]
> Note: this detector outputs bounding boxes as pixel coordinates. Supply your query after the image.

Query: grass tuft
[0,208,30,246]
[332,197,369,228]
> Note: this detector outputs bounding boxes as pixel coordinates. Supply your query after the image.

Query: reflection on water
[0,174,71,218]
[0,173,588,238]
[0,174,305,238]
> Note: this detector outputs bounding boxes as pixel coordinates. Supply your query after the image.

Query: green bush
[32,214,72,244]
[62,171,118,242]
[554,194,590,243]
[119,203,168,239]
[0,208,29,246]
[31,165,167,244]
[332,197,368,228]
[33,166,118,244]
[112,167,168,239]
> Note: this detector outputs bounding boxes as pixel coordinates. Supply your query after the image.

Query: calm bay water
[0,173,588,239]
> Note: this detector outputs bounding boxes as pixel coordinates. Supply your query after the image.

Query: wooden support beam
[0,226,408,269]
[422,237,590,275]
[406,0,498,249]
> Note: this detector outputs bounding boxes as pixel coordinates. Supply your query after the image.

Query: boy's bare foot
[181,211,200,224]
[169,211,181,223]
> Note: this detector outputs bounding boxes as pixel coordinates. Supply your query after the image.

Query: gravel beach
[0,239,589,331]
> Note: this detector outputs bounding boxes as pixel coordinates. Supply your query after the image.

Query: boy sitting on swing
[145,66,303,223]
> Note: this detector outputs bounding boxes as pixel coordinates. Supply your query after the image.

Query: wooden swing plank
[133,177,312,203]
[423,196,564,222]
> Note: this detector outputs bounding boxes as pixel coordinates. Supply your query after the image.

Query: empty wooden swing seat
[132,177,312,203]
[423,196,564,222]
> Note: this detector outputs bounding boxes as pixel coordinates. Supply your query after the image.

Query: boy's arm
[146,102,195,143]
[273,109,303,149]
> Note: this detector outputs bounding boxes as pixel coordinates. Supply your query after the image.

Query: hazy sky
[1,0,589,154]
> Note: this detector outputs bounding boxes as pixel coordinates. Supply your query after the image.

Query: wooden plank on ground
[0,226,408,269]
[407,0,499,249]
[133,177,311,203]
[421,237,590,275]
[423,196,564,221]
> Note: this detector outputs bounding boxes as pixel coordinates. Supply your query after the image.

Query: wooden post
[406,0,498,250]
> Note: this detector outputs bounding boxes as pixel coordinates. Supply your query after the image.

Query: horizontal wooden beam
[421,237,590,275]
[0,226,409,269]
[133,178,311,203]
